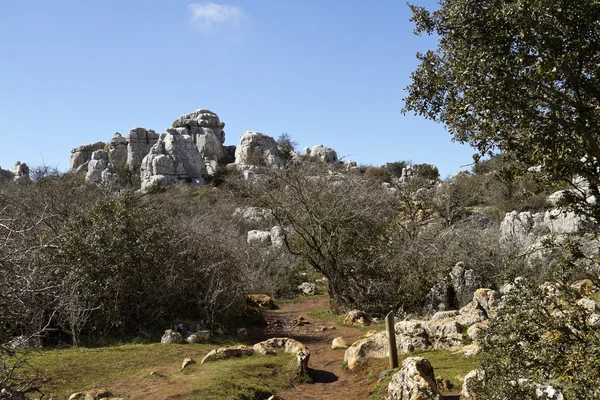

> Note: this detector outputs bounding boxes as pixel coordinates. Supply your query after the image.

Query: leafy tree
[413,163,439,180]
[385,161,409,178]
[404,0,600,220]
[276,133,298,164]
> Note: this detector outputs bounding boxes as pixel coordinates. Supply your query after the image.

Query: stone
[298,282,317,296]
[449,262,483,306]
[270,226,286,248]
[201,345,254,363]
[10,162,30,182]
[576,297,598,312]
[500,210,537,245]
[69,393,85,400]
[247,230,272,246]
[308,144,338,163]
[431,310,459,321]
[344,310,372,327]
[344,332,389,369]
[161,329,184,344]
[181,357,196,369]
[247,294,277,309]
[70,141,106,173]
[84,388,112,400]
[172,109,227,175]
[331,337,348,349]
[85,150,111,184]
[461,369,485,400]
[471,288,502,318]
[542,209,589,234]
[387,357,441,400]
[233,206,272,222]
[235,131,284,167]
[466,322,489,343]
[140,131,207,192]
[571,279,594,294]
[187,331,211,343]
[546,190,570,206]
[125,128,160,170]
[462,343,482,357]
[253,337,310,374]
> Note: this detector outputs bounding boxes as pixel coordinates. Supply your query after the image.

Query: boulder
[201,345,254,363]
[10,162,30,182]
[187,331,211,343]
[331,337,348,349]
[449,262,483,306]
[125,128,160,170]
[107,133,128,166]
[233,206,272,222]
[161,329,184,344]
[235,131,284,167]
[471,288,502,318]
[253,337,310,374]
[70,141,106,173]
[307,144,338,163]
[172,109,227,175]
[344,332,389,369]
[344,310,372,327]
[270,226,286,248]
[84,388,113,400]
[298,282,317,296]
[85,150,111,184]
[461,369,485,400]
[247,294,277,309]
[387,357,441,400]
[181,357,196,369]
[247,230,272,246]
[466,322,489,343]
[140,131,207,192]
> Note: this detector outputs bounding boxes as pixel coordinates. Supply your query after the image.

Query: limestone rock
[471,288,502,318]
[187,331,211,343]
[298,282,317,296]
[85,150,111,184]
[253,337,310,373]
[69,393,85,400]
[107,133,128,166]
[387,357,441,400]
[233,206,272,222]
[462,343,482,357]
[344,310,372,327]
[466,322,489,343]
[247,294,277,309]
[181,357,196,369]
[307,144,338,163]
[201,345,254,363]
[70,141,106,173]
[270,226,286,248]
[449,262,483,306]
[344,332,389,369]
[140,131,207,192]
[332,337,348,349]
[161,329,184,344]
[84,388,113,400]
[247,230,272,246]
[125,128,160,170]
[461,369,485,400]
[235,131,284,167]
[10,162,30,182]
[172,109,227,175]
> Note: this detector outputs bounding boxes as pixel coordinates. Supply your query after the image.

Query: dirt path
[249,295,374,400]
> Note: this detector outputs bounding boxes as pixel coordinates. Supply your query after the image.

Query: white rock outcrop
[235,131,284,168]
[387,357,441,400]
[70,142,106,173]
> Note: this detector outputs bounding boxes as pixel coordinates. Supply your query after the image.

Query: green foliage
[276,133,298,164]
[413,163,439,180]
[478,278,600,399]
[385,161,409,178]
[404,0,600,220]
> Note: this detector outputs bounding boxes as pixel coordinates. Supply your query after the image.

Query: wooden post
[386,311,398,369]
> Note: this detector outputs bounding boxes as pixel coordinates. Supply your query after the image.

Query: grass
[25,341,298,399]
[362,350,482,399]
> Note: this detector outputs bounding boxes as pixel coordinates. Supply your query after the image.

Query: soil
[248,295,373,400]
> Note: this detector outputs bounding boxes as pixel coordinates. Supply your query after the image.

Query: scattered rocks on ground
[187,331,211,343]
[253,337,310,374]
[298,282,317,296]
[387,357,441,400]
[233,206,273,222]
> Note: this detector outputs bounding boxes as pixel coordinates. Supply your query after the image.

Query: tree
[276,133,298,164]
[404,0,600,220]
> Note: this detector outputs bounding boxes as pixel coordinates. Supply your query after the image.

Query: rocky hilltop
[68,108,341,191]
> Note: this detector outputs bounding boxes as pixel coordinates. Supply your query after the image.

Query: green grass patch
[26,341,298,399]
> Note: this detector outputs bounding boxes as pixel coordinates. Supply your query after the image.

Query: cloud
[187,2,247,31]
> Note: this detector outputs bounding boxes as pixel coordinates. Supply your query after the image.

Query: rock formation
[107,133,128,166]
[387,357,441,400]
[70,142,106,173]
[125,128,160,170]
[305,144,339,163]
[139,130,207,192]
[235,131,284,168]
[1,162,30,183]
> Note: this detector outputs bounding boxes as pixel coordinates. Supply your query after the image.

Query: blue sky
[0,0,475,177]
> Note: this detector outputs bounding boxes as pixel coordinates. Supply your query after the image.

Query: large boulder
[161,329,184,344]
[140,131,207,192]
[9,162,30,183]
[70,141,106,173]
[344,310,372,327]
[387,357,441,400]
[461,369,485,400]
[247,230,272,246]
[125,128,160,170]
[107,133,128,166]
[235,131,284,168]
[306,144,338,163]
[85,150,111,184]
[253,337,310,374]
[344,332,389,369]
[425,262,483,312]
[201,345,254,363]
[233,206,273,222]
[172,109,227,175]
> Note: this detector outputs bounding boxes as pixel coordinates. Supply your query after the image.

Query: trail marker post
[386,311,398,369]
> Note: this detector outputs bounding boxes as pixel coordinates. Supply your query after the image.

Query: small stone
[69,393,85,400]
[182,358,196,369]
[331,337,348,349]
